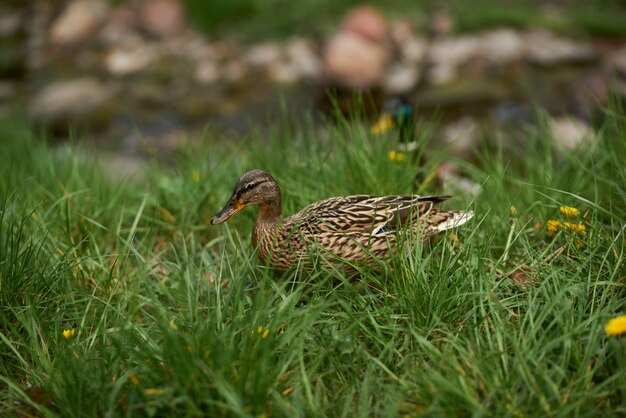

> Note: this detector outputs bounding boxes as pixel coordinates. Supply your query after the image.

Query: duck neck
[252,199,282,251]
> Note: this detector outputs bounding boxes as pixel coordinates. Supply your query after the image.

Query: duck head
[211,169,281,225]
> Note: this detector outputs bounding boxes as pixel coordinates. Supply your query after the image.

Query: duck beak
[211,197,244,225]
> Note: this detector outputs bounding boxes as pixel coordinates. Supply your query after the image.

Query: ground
[0,105,625,416]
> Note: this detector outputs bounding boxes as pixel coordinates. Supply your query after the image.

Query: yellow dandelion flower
[191,170,201,182]
[130,374,140,386]
[169,321,177,330]
[144,388,165,396]
[388,150,406,162]
[559,206,580,218]
[509,206,517,217]
[563,222,586,234]
[546,220,561,233]
[282,387,294,396]
[62,329,75,340]
[605,315,626,336]
[257,325,263,334]
[262,328,270,339]
[371,114,394,134]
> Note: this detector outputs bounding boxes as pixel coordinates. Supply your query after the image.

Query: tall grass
[0,108,625,417]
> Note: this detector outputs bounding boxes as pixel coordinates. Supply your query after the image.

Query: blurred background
[1,0,626,176]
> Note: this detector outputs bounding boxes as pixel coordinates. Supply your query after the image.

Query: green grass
[181,0,626,41]
[1,106,626,417]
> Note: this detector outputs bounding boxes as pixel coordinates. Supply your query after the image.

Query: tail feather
[435,211,474,232]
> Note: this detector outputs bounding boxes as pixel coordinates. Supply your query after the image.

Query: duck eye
[244,183,255,191]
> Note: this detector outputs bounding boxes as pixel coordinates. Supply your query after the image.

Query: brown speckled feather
[255,195,468,271]
[212,170,474,272]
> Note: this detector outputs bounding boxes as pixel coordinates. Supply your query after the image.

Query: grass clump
[0,108,625,417]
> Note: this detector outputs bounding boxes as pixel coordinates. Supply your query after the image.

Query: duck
[211,169,473,272]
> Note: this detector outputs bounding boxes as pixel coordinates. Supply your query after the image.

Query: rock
[30,78,115,119]
[427,35,481,84]
[390,20,413,44]
[548,116,594,150]
[269,62,299,84]
[524,30,596,65]
[323,31,389,88]
[285,38,321,79]
[99,4,141,46]
[104,44,157,75]
[429,36,482,67]
[390,19,428,63]
[383,64,420,93]
[480,29,524,65]
[400,36,429,64]
[427,64,457,85]
[245,42,282,67]
[49,0,108,45]
[322,6,390,88]
[341,6,388,42]
[195,60,220,84]
[138,0,185,37]
[263,39,321,84]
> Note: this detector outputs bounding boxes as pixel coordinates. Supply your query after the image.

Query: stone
[400,36,428,64]
[524,30,596,65]
[49,0,108,45]
[30,78,115,119]
[390,20,414,44]
[341,6,388,42]
[104,44,156,75]
[383,64,420,93]
[245,42,282,67]
[285,38,321,79]
[426,36,482,84]
[428,36,482,67]
[269,62,299,84]
[480,29,524,65]
[548,116,594,150]
[195,60,220,84]
[99,4,140,46]
[427,64,457,85]
[323,31,388,88]
[138,0,185,37]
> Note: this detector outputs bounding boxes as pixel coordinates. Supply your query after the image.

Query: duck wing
[285,195,452,235]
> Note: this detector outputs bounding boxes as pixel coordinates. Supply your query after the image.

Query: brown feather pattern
[212,170,473,272]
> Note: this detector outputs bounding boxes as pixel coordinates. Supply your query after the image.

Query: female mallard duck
[211,169,473,271]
